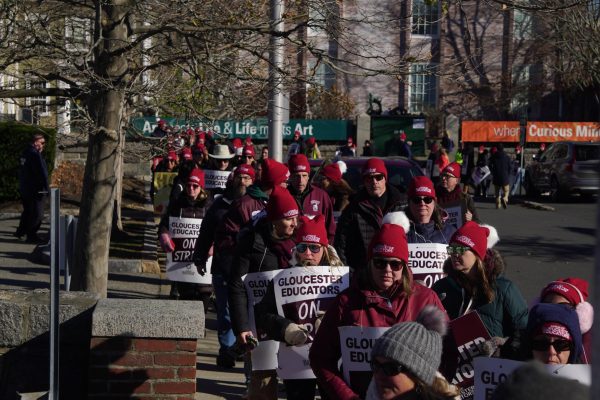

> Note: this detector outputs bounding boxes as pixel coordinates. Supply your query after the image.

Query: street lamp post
[268,0,285,162]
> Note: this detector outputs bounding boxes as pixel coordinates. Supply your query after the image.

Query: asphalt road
[474,195,597,302]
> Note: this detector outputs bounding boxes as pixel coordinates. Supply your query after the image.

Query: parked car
[309,156,424,193]
[525,141,600,200]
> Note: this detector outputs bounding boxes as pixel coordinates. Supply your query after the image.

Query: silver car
[525,141,600,200]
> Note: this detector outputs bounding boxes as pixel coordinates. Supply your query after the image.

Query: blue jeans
[212,274,236,355]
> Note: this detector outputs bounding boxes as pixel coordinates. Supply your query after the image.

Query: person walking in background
[489,144,512,209]
[398,131,412,159]
[15,133,49,243]
[338,137,356,157]
[304,137,321,159]
[362,140,374,156]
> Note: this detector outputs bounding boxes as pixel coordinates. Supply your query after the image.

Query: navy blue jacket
[18,144,48,197]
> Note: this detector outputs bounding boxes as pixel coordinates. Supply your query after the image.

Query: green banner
[370,116,426,157]
[130,117,352,141]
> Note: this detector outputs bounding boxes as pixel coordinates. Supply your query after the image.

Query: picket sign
[153,172,177,214]
[441,201,464,228]
[407,243,447,288]
[204,169,231,189]
[338,326,389,392]
[472,166,490,186]
[441,312,491,400]
[273,266,350,379]
[243,270,280,371]
[166,216,212,285]
[473,357,591,400]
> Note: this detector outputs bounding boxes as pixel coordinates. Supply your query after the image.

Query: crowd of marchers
[151,127,590,400]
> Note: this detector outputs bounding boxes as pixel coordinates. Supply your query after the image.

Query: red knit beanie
[266,186,299,221]
[541,278,589,306]
[449,221,490,260]
[243,145,255,157]
[232,138,243,149]
[180,147,193,161]
[306,137,316,145]
[288,154,311,174]
[187,168,205,187]
[261,159,290,188]
[442,162,461,178]
[167,150,178,161]
[362,158,387,180]
[321,161,347,183]
[295,215,328,246]
[234,164,255,180]
[408,176,436,199]
[368,212,410,263]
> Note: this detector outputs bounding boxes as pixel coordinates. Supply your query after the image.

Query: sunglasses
[440,174,456,180]
[410,196,434,204]
[371,359,405,376]
[186,184,200,189]
[447,245,470,256]
[243,155,254,159]
[296,243,322,254]
[531,338,572,353]
[372,258,405,271]
[364,174,385,182]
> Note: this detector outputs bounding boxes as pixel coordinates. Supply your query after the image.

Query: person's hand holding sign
[464,210,473,222]
[284,323,309,346]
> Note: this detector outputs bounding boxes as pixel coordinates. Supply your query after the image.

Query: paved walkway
[0,213,293,399]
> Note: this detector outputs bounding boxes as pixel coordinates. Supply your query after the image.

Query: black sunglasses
[531,338,572,353]
[372,258,405,271]
[410,196,434,204]
[371,359,405,376]
[296,243,321,254]
[364,174,385,182]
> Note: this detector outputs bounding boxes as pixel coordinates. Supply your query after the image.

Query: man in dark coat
[489,144,512,209]
[334,157,407,274]
[16,133,49,242]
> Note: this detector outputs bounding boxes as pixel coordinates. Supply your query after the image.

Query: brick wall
[89,337,197,399]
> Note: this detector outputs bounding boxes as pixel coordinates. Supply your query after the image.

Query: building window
[514,9,533,39]
[510,64,531,114]
[27,80,49,114]
[412,0,439,36]
[409,64,437,113]
[65,17,91,51]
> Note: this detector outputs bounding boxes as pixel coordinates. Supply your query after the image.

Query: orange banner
[526,122,600,143]
[461,121,520,143]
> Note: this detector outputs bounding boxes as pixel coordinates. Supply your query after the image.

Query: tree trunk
[71,0,132,297]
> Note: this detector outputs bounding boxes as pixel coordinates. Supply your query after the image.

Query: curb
[521,201,556,211]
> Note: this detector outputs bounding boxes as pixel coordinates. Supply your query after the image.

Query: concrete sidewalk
[0,214,269,399]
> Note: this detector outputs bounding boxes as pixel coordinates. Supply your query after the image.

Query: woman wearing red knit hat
[310,212,446,400]
[432,222,528,338]
[255,215,344,399]
[228,186,299,400]
[316,160,354,212]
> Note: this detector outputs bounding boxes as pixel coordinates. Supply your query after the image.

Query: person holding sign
[435,162,479,227]
[158,168,211,302]
[405,176,457,244]
[525,303,585,365]
[365,306,459,400]
[255,215,345,400]
[432,222,528,338]
[310,212,445,400]
[229,186,299,400]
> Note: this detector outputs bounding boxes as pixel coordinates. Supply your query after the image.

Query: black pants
[283,378,317,400]
[16,194,44,239]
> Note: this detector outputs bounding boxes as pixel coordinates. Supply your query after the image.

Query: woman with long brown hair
[432,222,528,338]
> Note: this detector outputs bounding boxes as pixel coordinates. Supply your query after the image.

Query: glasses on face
[531,338,572,353]
[295,243,322,254]
[244,155,254,160]
[440,174,455,180]
[410,196,434,205]
[365,174,385,182]
[371,359,405,376]
[186,184,200,190]
[446,245,470,256]
[372,258,405,271]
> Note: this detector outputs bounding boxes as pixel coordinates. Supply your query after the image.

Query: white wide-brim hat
[209,144,235,159]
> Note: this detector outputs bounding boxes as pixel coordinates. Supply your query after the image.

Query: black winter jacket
[334,185,406,272]
[228,219,295,335]
[489,150,512,186]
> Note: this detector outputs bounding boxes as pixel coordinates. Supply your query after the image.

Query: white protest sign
[338,326,389,388]
[166,217,212,284]
[471,166,490,186]
[274,266,350,379]
[442,201,463,228]
[473,357,590,400]
[243,270,280,371]
[204,169,231,189]
[408,243,447,288]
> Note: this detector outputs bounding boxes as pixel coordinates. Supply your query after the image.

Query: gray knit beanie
[371,306,447,385]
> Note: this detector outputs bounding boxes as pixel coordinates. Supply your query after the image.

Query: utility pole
[268,0,285,162]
